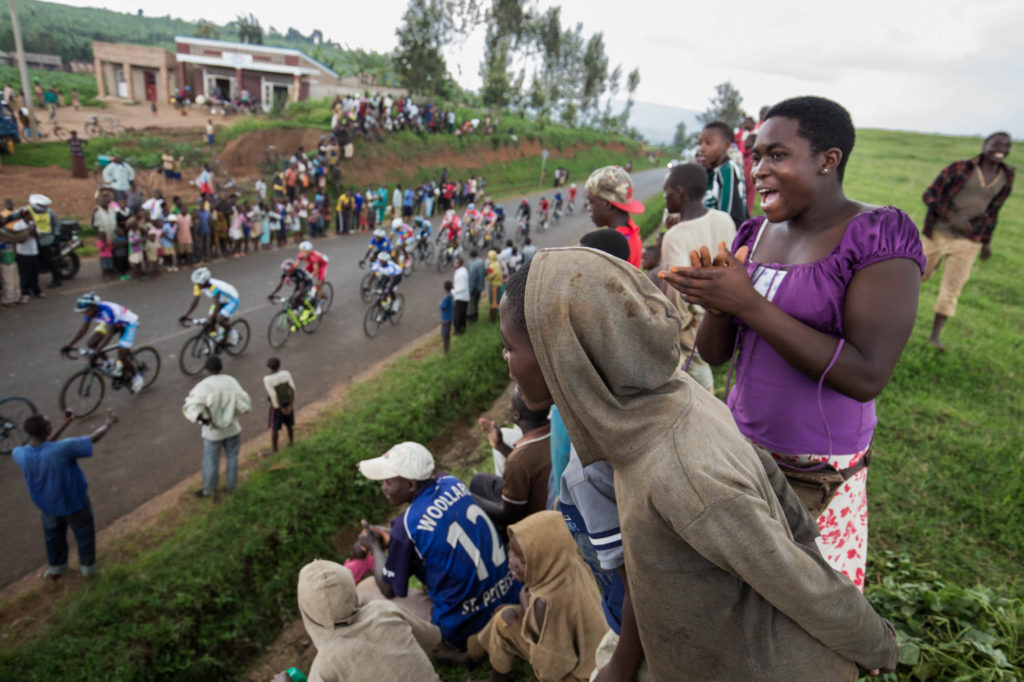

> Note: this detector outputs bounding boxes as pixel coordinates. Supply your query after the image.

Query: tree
[194,20,220,40]
[235,13,263,45]
[697,81,744,128]
[619,67,639,126]
[480,34,512,108]
[672,121,699,153]
[393,0,481,96]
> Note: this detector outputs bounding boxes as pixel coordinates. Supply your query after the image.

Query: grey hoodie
[523,247,897,681]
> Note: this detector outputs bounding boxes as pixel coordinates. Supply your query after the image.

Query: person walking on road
[183,356,252,498]
[12,408,119,579]
[263,357,296,453]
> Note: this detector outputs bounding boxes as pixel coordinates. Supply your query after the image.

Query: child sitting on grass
[468,510,607,682]
[695,121,748,227]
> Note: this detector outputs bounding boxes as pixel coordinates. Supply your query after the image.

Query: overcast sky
[56,0,1022,137]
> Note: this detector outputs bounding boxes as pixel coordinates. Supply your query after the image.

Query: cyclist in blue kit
[61,293,144,392]
[357,442,519,651]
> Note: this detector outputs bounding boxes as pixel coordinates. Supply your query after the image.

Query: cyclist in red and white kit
[438,210,462,246]
[294,241,329,313]
[568,183,578,211]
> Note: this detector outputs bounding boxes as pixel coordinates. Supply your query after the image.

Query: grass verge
[0,322,509,681]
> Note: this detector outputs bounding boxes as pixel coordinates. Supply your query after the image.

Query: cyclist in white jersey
[179,267,240,344]
[61,293,144,392]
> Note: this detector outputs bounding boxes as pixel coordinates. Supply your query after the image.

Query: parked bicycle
[83,115,124,138]
[178,317,251,376]
[267,295,322,348]
[0,396,39,454]
[60,345,160,418]
[363,290,405,338]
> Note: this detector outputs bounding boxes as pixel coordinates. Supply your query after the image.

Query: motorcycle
[56,219,84,280]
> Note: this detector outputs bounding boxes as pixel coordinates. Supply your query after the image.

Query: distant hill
[622,99,702,146]
[0,0,394,81]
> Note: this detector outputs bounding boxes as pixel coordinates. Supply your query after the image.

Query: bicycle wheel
[389,294,405,325]
[60,369,105,418]
[404,252,416,276]
[52,125,68,141]
[84,121,101,137]
[268,310,291,348]
[0,396,38,455]
[421,241,434,264]
[320,281,334,314]
[226,319,251,356]
[436,251,450,273]
[179,334,213,376]
[131,346,161,390]
[359,272,375,303]
[363,303,384,338]
[301,305,322,334]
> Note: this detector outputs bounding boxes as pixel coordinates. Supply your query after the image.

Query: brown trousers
[922,231,982,317]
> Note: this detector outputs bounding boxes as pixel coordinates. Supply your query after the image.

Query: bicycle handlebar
[179,317,208,328]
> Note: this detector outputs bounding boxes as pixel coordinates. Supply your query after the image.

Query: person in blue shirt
[403,186,415,218]
[357,442,519,652]
[440,280,454,354]
[12,407,118,579]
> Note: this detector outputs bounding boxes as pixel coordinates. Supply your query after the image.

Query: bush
[0,323,510,681]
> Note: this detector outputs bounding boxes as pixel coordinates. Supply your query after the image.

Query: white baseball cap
[358,442,435,481]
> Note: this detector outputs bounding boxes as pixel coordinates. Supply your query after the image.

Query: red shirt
[615,219,642,269]
[299,250,329,280]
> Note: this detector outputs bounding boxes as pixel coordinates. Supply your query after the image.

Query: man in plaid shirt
[921,132,1013,351]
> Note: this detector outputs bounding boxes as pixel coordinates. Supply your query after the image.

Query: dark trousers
[453,299,468,334]
[343,209,354,233]
[42,499,96,568]
[40,243,61,286]
[468,289,482,321]
[16,253,41,296]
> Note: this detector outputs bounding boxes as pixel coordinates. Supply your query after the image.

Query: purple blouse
[727,206,926,455]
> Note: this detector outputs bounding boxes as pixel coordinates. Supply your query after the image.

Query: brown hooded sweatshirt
[471,510,608,681]
[523,247,897,681]
[297,560,441,682]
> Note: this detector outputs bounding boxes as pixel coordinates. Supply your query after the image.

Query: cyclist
[516,198,531,233]
[481,202,499,232]
[413,215,432,241]
[568,183,578,211]
[61,293,144,392]
[180,267,240,345]
[371,251,403,308]
[462,202,482,238]
[389,218,414,271]
[361,228,391,265]
[537,196,550,226]
[553,191,564,219]
[438,209,462,246]
[296,240,329,312]
[267,258,316,321]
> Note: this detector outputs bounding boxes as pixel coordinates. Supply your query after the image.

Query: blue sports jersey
[88,301,138,326]
[560,500,625,633]
[384,475,519,648]
[370,236,391,252]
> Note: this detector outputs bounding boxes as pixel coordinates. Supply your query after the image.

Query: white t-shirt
[263,369,296,408]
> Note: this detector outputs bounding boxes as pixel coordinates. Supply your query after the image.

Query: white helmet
[373,229,386,238]
[377,251,391,263]
[391,218,404,230]
[191,266,211,286]
[298,240,313,252]
[74,292,100,311]
[29,193,52,210]
[571,183,577,189]
[467,203,475,210]
[445,209,455,219]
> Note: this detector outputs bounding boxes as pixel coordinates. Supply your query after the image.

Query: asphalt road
[0,168,665,587]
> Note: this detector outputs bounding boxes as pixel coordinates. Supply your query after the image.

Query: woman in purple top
[661,97,925,590]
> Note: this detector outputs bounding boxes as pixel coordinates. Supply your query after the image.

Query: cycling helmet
[74,292,101,311]
[373,228,386,238]
[445,210,455,219]
[571,183,577,188]
[191,266,212,286]
[281,259,295,273]
[298,240,313,252]
[377,251,391,263]
[467,203,475,211]
[391,218,404,230]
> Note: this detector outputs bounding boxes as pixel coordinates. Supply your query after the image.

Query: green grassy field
[0,65,101,107]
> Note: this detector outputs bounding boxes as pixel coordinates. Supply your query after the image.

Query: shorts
[211,298,239,317]
[269,406,295,431]
[128,252,143,265]
[441,321,451,339]
[206,134,214,144]
[118,322,138,348]
[177,242,193,254]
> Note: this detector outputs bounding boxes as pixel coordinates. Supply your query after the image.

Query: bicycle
[538,211,549,231]
[514,217,529,247]
[552,204,563,224]
[411,233,434,266]
[83,115,124,138]
[435,241,461,272]
[359,269,386,304]
[178,317,251,376]
[42,122,69,141]
[267,295,322,348]
[363,289,405,338]
[1,396,39,454]
[60,345,160,418]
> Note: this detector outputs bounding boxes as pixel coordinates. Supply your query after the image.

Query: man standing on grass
[263,357,296,453]
[921,132,1013,351]
[101,155,134,203]
[13,408,118,579]
[468,249,486,323]
[183,356,252,498]
[452,256,470,335]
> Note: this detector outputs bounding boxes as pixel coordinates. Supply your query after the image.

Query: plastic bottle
[286,668,307,682]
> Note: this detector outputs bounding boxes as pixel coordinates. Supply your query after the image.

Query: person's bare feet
[927,336,947,352]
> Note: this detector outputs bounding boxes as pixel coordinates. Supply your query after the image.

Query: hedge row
[0,323,509,681]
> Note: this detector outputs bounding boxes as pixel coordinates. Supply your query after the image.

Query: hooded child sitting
[468,510,608,682]
[289,559,441,682]
[498,248,898,681]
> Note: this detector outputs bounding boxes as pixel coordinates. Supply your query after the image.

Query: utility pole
[8,0,35,139]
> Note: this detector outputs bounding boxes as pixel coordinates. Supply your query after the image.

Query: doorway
[144,71,157,102]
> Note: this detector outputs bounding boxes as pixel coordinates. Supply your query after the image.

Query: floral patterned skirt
[770,448,870,591]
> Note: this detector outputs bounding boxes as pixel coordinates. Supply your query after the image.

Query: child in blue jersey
[357,442,519,651]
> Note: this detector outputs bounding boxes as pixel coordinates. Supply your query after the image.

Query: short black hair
[444,280,452,290]
[667,163,709,199]
[205,355,223,373]
[470,249,478,258]
[267,357,281,371]
[703,121,733,143]
[579,229,630,262]
[765,96,856,181]
[502,259,531,335]
[984,131,1011,145]
[24,414,49,438]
